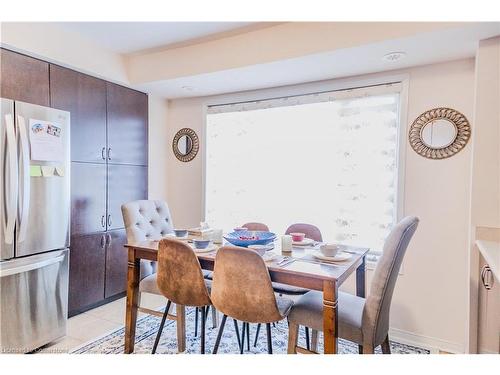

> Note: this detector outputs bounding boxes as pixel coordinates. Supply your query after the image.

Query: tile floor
[39,293,167,353]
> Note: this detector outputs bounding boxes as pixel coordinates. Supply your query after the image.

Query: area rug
[72,308,429,354]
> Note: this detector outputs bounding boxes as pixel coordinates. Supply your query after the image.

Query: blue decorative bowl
[193,239,211,249]
[223,231,276,247]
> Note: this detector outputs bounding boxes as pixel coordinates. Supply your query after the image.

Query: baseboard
[389,327,465,354]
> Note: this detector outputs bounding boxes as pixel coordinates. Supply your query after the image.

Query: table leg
[124,248,140,353]
[356,255,366,298]
[322,280,338,354]
[176,304,186,352]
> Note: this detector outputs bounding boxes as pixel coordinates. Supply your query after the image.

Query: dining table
[123,236,368,354]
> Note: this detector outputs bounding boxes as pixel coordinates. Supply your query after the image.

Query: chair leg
[200,306,206,354]
[211,305,218,329]
[233,319,242,352]
[246,323,250,351]
[311,330,319,352]
[253,323,261,347]
[213,314,228,354]
[240,321,246,354]
[358,345,363,354]
[305,326,310,350]
[152,300,171,354]
[266,323,273,354]
[194,307,199,337]
[381,335,391,354]
[287,322,299,354]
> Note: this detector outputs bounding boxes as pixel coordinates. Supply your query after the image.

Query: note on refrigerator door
[28,119,64,162]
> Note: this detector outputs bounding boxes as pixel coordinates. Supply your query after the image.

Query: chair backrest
[121,200,174,278]
[157,239,211,307]
[362,216,419,346]
[121,200,174,242]
[211,246,284,323]
[242,222,270,231]
[285,223,323,242]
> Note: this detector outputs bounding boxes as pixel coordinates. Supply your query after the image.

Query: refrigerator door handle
[0,254,65,278]
[17,115,30,243]
[4,114,18,244]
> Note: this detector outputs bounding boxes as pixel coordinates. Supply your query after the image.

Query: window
[205,83,403,255]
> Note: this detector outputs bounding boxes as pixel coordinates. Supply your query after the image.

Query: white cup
[281,235,292,253]
[320,244,339,257]
[211,229,223,244]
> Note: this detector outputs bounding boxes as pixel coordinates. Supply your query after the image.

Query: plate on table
[312,251,352,262]
[292,238,315,246]
[189,244,217,253]
[163,233,189,241]
[262,252,280,262]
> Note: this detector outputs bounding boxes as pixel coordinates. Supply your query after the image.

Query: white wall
[165,59,475,352]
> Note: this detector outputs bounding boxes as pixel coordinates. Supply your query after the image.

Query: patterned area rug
[73,308,429,354]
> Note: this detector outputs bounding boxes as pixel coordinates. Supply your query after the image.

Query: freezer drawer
[0,249,69,353]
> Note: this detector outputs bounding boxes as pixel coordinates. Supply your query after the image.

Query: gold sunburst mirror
[409,107,471,160]
[173,128,199,162]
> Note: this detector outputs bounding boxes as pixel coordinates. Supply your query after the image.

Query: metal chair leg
[194,307,199,337]
[266,323,273,354]
[305,326,310,350]
[253,323,261,347]
[213,314,228,354]
[201,306,206,354]
[240,321,246,354]
[246,323,250,351]
[233,319,242,351]
[152,300,172,354]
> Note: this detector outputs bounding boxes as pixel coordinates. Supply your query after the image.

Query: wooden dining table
[123,237,368,354]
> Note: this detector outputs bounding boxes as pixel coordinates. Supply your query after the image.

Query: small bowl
[320,244,339,257]
[233,227,248,232]
[248,244,272,256]
[173,229,188,238]
[193,239,211,249]
[290,232,306,242]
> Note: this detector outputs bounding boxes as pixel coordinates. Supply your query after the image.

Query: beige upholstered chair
[153,239,213,354]
[285,223,323,242]
[241,222,270,231]
[211,246,293,354]
[287,216,419,354]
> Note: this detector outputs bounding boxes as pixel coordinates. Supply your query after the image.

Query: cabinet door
[107,164,148,230]
[104,229,128,298]
[50,65,107,163]
[69,233,106,314]
[106,83,148,166]
[477,255,500,353]
[0,48,49,106]
[71,162,107,235]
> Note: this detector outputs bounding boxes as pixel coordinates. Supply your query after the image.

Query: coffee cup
[320,244,339,257]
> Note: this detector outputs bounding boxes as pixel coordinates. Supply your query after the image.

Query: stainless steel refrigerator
[1,98,70,353]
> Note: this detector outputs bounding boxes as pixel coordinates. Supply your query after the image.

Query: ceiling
[57,22,257,54]
[132,23,500,98]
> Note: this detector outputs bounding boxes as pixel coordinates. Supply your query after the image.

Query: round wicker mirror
[173,128,199,162]
[409,107,471,160]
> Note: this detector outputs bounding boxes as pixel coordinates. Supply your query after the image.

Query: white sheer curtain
[205,84,402,253]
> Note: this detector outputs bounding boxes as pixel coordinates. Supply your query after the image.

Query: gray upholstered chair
[121,200,216,346]
[121,200,175,317]
[211,246,293,354]
[153,239,213,354]
[287,216,419,354]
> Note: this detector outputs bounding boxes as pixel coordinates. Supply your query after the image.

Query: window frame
[201,74,409,267]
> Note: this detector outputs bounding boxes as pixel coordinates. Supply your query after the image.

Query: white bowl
[248,244,272,256]
[320,244,340,257]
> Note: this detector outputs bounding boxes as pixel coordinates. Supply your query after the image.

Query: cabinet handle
[481,265,493,290]
[107,214,112,228]
[107,147,112,161]
[101,147,106,160]
[100,234,106,249]
[101,215,106,228]
[107,233,112,247]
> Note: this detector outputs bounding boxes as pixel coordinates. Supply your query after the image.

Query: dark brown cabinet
[50,65,107,163]
[71,162,107,236]
[69,233,106,313]
[0,48,50,106]
[107,164,148,231]
[106,83,148,166]
[104,229,128,298]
